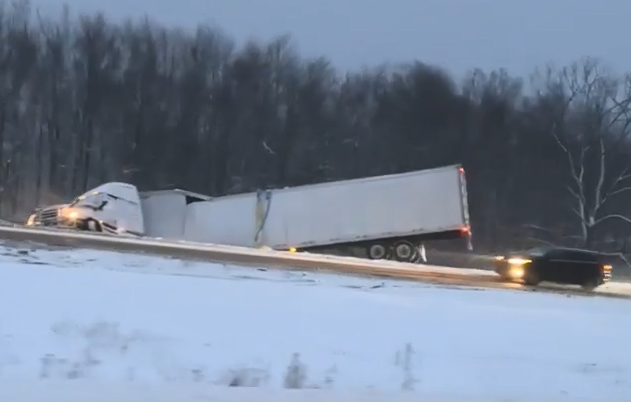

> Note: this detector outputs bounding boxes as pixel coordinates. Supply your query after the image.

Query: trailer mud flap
[457,166,473,251]
[254,190,272,247]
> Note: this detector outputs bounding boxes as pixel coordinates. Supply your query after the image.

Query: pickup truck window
[526,246,552,256]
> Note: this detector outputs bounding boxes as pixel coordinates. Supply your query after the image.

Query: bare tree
[3,3,631,257]
[537,58,631,247]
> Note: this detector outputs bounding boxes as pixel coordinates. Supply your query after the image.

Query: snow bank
[0,380,614,402]
[0,245,630,401]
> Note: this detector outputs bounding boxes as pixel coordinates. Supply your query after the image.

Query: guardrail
[0,225,496,285]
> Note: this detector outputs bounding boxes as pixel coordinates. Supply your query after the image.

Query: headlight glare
[507,257,531,265]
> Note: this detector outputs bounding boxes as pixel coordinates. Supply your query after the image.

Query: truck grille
[34,209,59,226]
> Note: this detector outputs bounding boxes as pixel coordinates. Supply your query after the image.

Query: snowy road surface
[0,245,630,401]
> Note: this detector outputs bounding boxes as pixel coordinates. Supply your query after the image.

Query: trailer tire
[393,241,415,262]
[367,243,388,260]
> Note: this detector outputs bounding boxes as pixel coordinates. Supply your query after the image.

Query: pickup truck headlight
[508,266,525,279]
[26,214,36,226]
[507,257,532,265]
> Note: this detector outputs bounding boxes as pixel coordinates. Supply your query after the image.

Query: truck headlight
[507,257,531,265]
[508,266,525,279]
[60,209,78,220]
[26,214,36,225]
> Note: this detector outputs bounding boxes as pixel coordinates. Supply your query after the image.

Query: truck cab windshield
[69,191,108,209]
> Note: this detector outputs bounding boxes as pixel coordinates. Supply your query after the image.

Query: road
[0,224,630,299]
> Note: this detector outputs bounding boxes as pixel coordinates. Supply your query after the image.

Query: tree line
[1,0,631,253]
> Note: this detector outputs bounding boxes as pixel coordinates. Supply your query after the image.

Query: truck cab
[26,182,145,236]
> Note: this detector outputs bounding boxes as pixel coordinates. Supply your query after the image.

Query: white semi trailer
[26,164,472,262]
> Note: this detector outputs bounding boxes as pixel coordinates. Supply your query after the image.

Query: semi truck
[25,164,472,263]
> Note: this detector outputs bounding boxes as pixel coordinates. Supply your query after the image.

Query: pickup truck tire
[581,277,600,292]
[523,269,541,286]
[367,243,388,260]
[497,270,510,281]
[393,241,415,262]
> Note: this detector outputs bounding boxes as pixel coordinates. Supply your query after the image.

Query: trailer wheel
[393,241,415,262]
[367,243,388,260]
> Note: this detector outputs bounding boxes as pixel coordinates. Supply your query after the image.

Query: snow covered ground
[0,244,630,402]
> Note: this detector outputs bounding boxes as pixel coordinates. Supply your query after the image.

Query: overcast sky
[32,0,629,79]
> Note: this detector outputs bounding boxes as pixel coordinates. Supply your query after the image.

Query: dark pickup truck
[494,246,612,291]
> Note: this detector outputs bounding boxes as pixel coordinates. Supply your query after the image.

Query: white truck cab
[26,182,145,236]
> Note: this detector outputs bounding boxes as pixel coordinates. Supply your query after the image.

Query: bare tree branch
[594,214,631,226]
